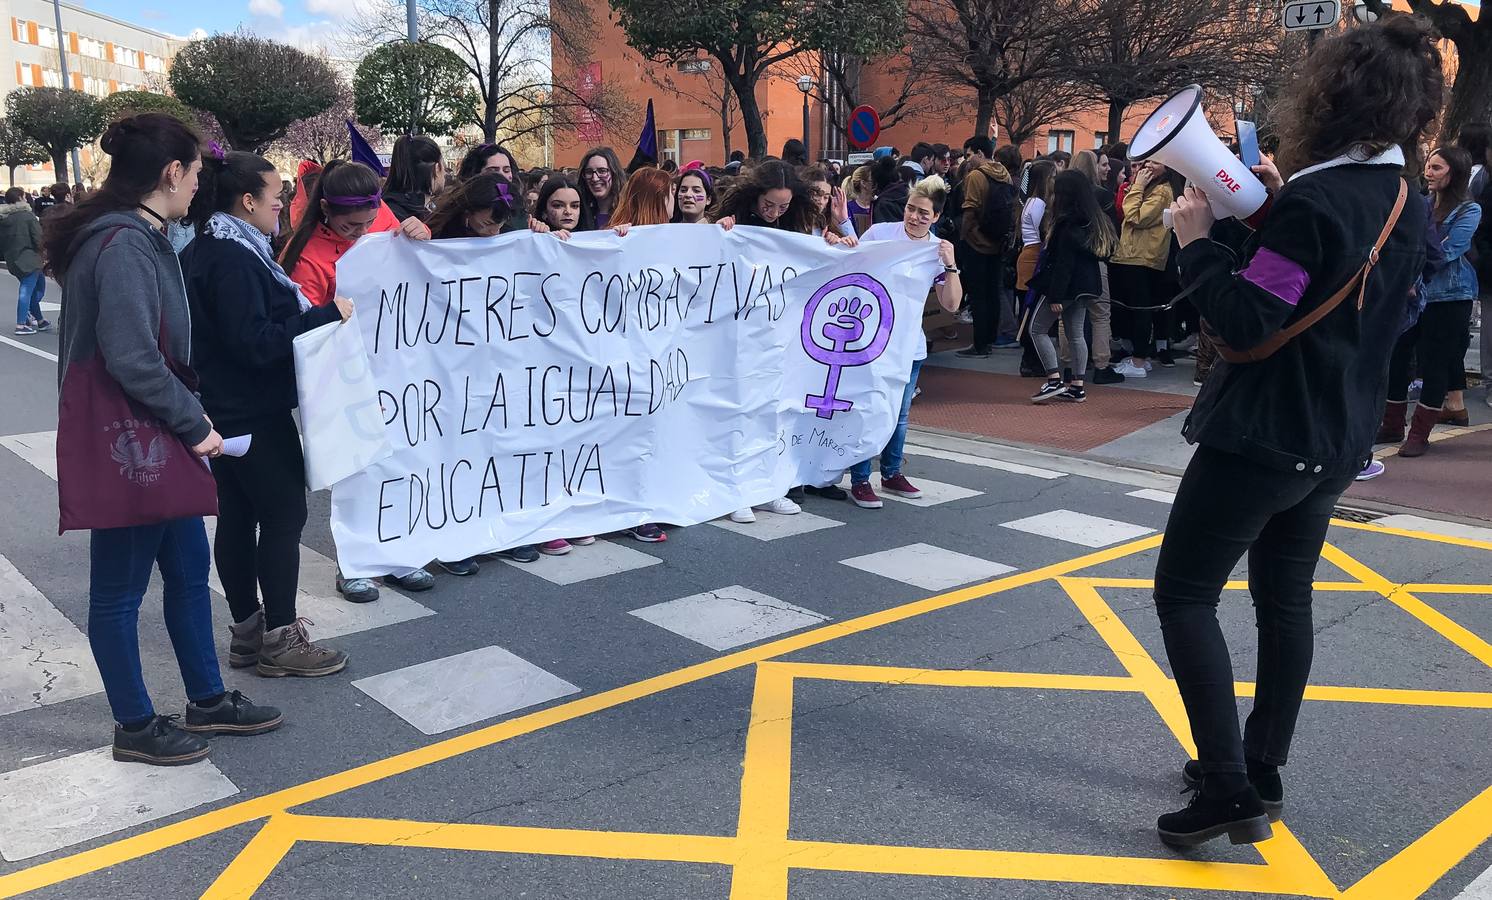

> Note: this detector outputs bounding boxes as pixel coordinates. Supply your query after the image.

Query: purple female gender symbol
[801,273,895,419]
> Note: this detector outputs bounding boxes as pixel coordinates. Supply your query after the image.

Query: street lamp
[796,74,816,162]
[50,0,81,181]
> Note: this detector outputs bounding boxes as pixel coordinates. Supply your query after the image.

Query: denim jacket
[1422,199,1481,303]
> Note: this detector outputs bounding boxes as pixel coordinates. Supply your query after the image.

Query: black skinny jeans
[1387,299,1474,409]
[1110,263,1173,357]
[210,412,308,631]
[1154,445,1352,780]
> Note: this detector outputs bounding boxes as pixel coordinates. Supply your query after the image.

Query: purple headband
[207,140,226,162]
[324,192,382,207]
[495,182,513,206]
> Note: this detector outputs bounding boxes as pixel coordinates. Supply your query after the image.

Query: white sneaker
[1113,359,1148,378]
[730,508,757,523]
[755,496,801,516]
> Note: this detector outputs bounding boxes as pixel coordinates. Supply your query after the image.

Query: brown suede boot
[1399,404,1440,458]
[228,609,264,668]
[1376,400,1408,444]
[257,619,349,677]
[1438,406,1469,427]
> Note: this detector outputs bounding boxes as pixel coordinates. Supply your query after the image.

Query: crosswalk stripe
[0,431,434,642]
[630,586,828,651]
[1454,862,1492,899]
[1126,488,1177,505]
[839,543,1017,591]
[0,746,237,862]
[904,443,1067,479]
[0,553,103,715]
[999,509,1157,548]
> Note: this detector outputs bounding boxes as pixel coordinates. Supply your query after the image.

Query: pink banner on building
[575,61,604,144]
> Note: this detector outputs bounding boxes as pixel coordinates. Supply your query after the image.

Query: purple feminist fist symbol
[801,273,895,419]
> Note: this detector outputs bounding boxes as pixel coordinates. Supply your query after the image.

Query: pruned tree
[354,40,479,136]
[99,90,195,126]
[4,87,104,182]
[904,0,1087,140]
[1062,0,1278,142]
[643,59,742,160]
[170,33,340,152]
[1362,0,1489,138]
[0,118,47,187]
[775,51,935,141]
[609,0,907,157]
[994,76,1093,147]
[346,0,628,145]
[276,83,383,164]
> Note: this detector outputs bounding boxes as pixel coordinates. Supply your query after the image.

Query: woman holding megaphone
[1146,16,1440,848]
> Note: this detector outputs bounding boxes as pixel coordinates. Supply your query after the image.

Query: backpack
[975,170,1018,250]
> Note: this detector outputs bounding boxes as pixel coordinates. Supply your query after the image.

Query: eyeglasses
[582,168,612,180]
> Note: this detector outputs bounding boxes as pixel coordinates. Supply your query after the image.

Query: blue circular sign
[848,106,881,150]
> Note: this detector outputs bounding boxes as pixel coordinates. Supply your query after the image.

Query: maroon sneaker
[849,482,883,509]
[879,474,923,499]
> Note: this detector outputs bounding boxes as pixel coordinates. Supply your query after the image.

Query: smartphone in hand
[1236,120,1261,169]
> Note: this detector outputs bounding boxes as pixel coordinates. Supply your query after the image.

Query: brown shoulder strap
[1222,179,1408,363]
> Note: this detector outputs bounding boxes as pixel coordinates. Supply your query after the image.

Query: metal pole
[801,93,810,163]
[51,0,81,182]
[405,0,419,135]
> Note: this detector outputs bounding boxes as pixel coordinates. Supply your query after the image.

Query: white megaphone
[1129,84,1267,221]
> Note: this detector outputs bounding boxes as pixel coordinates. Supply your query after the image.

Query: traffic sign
[847,105,881,151]
[1282,0,1339,31]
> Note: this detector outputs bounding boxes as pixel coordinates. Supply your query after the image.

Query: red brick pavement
[910,364,1195,452]
[1349,428,1492,522]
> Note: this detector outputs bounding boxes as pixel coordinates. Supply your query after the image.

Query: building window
[661,129,682,163]
[682,128,710,141]
[42,68,61,88]
[83,75,108,96]
[37,25,58,48]
[78,36,105,59]
[116,46,140,68]
[143,54,165,74]
[1047,130,1074,154]
[1094,131,1108,149]
[677,58,710,74]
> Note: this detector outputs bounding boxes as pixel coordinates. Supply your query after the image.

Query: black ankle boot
[1182,760,1285,821]
[1157,785,1272,847]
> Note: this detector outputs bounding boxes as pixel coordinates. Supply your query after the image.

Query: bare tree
[1062,0,1278,142]
[643,59,743,159]
[994,77,1093,146]
[904,0,1087,140]
[774,52,939,140]
[345,0,630,144]
[1362,0,1490,139]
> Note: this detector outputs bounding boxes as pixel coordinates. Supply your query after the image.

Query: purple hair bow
[495,181,514,209]
[207,140,226,161]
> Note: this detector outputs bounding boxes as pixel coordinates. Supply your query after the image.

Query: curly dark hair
[1272,15,1443,177]
[714,160,816,234]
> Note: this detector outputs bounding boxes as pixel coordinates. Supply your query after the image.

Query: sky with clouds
[77,0,367,51]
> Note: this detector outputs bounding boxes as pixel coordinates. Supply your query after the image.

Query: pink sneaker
[879,474,923,499]
[539,539,572,556]
[569,536,596,546]
[849,482,883,509]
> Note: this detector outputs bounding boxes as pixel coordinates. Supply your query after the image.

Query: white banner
[314,225,939,577]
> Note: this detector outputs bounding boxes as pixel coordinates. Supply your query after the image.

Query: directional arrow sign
[1282,0,1340,31]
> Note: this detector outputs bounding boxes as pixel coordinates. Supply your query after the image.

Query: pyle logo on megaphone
[1129,84,1266,221]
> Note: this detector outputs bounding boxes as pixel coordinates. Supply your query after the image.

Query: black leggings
[210,413,308,631]
[963,248,1005,351]
[1154,445,1352,780]
[1109,263,1173,357]
[1387,300,1474,408]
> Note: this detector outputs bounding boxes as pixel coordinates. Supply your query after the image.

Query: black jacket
[180,230,341,435]
[383,190,431,222]
[1029,219,1102,310]
[1179,161,1426,478]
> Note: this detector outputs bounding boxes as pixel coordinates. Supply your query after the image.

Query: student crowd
[9,14,1485,850]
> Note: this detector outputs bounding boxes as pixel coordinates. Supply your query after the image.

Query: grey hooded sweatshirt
[57,211,211,446]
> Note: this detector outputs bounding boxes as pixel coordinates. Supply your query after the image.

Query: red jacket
[289,160,322,231]
[287,203,401,306]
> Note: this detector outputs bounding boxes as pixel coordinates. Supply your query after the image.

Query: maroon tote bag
[56,325,219,533]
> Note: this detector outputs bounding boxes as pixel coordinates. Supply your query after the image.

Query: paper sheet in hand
[293,308,393,491]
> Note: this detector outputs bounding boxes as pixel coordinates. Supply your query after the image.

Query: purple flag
[347,121,386,177]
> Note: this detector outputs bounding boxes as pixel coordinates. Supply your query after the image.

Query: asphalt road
[0,279,1490,900]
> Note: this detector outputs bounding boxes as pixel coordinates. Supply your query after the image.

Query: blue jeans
[15,270,44,326]
[851,359,922,483]
[89,517,223,725]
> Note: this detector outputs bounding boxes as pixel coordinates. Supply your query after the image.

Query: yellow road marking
[1323,544,1492,668]
[1081,578,1373,592]
[729,663,796,899]
[780,663,1142,692]
[199,816,299,900]
[1339,782,1492,899]
[1330,517,1492,552]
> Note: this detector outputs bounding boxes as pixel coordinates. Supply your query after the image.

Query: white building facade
[2,0,183,187]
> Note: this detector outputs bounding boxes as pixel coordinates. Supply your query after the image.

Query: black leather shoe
[1158,785,1272,847]
[183,691,284,736]
[499,544,541,563]
[806,484,849,501]
[113,715,210,766]
[436,558,480,576]
[1182,760,1284,821]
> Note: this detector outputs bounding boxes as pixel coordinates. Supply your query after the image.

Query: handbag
[1210,179,1408,364]
[56,317,219,533]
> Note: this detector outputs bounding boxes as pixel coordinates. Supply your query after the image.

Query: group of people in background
[18,30,1490,769]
